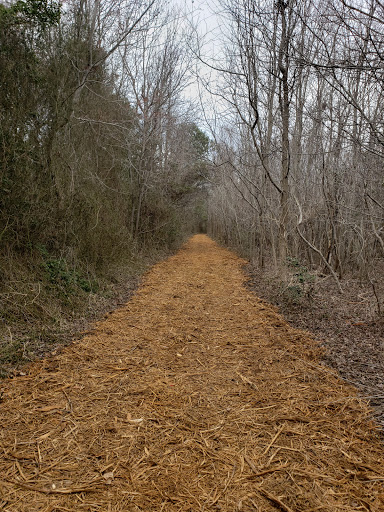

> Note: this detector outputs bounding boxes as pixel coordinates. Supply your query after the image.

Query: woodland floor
[246,263,384,428]
[0,235,383,512]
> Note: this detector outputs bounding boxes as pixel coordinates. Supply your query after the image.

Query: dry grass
[0,235,383,511]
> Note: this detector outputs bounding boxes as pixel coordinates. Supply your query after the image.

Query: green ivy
[37,245,97,294]
[285,256,315,303]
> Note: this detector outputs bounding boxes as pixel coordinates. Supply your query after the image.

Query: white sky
[170,0,229,134]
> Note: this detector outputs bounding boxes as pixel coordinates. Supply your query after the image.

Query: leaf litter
[0,235,383,511]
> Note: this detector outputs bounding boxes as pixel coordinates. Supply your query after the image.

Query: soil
[246,263,384,428]
[0,235,383,511]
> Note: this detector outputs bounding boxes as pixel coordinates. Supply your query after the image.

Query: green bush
[38,245,96,294]
[0,339,22,364]
[285,257,315,304]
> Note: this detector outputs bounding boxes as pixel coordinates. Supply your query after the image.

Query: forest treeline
[0,0,209,368]
[2,0,384,369]
[206,0,384,292]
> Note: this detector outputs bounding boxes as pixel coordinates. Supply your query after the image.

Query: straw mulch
[0,235,383,512]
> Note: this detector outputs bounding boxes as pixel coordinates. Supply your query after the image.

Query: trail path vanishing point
[0,235,383,512]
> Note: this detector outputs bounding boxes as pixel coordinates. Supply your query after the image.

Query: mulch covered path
[0,235,383,512]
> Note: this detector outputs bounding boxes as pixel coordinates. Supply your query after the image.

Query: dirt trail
[0,235,383,512]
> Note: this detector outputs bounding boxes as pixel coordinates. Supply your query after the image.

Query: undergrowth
[284,257,316,305]
[0,241,175,378]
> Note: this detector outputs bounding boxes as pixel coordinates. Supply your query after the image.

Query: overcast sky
[170,0,228,133]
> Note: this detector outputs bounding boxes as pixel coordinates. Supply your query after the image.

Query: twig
[62,389,73,413]
[244,454,258,473]
[369,278,381,316]
[258,487,295,512]
[236,372,258,390]
[247,463,289,478]
[210,464,237,506]
[263,424,285,455]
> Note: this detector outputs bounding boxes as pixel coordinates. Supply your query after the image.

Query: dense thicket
[206,0,384,289]
[0,0,209,351]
